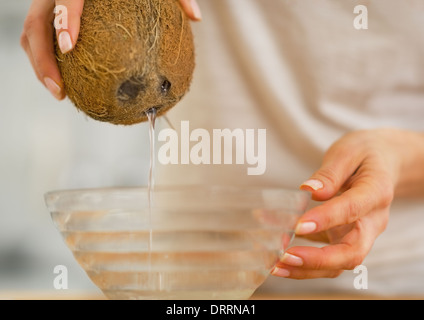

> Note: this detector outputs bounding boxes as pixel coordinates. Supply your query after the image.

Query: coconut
[55,0,195,125]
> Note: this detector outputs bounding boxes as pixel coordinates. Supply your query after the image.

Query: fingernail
[190,0,202,20]
[58,31,73,54]
[44,77,62,100]
[272,267,290,278]
[281,253,304,267]
[296,221,317,235]
[300,179,324,191]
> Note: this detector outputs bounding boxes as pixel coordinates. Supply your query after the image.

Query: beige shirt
[157,0,424,295]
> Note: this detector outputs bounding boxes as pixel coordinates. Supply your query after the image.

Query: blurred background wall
[0,0,152,296]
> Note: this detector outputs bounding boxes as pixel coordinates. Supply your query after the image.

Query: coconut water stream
[146,108,157,225]
[145,108,157,287]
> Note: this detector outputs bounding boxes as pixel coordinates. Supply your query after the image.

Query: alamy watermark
[54,5,68,30]
[354,5,368,30]
[53,265,68,290]
[353,265,368,290]
[54,4,369,32]
[157,121,267,176]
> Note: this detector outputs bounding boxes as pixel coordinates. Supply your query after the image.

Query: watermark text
[157,121,267,176]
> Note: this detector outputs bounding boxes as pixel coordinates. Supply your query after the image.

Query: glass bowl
[45,185,310,300]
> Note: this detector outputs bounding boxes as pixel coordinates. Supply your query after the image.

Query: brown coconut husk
[55,0,195,125]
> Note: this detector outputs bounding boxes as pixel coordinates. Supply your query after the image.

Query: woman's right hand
[20,0,201,101]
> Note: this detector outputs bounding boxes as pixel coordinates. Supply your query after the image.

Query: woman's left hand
[272,128,424,279]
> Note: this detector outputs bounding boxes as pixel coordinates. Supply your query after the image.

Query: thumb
[300,141,364,201]
[179,0,202,21]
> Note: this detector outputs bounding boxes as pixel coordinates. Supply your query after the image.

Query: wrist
[390,129,424,198]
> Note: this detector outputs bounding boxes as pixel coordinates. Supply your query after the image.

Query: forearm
[392,129,424,198]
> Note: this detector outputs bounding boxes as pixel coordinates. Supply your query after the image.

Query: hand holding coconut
[21,0,201,125]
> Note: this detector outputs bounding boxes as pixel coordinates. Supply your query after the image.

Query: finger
[296,171,393,235]
[272,245,358,279]
[282,243,364,272]
[179,0,202,21]
[272,265,343,280]
[281,209,388,273]
[23,0,65,100]
[54,0,85,54]
[300,133,367,201]
[20,32,36,71]
[21,33,62,100]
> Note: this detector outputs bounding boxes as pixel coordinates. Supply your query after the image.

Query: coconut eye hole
[160,79,172,94]
[117,77,145,102]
